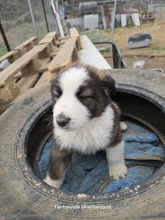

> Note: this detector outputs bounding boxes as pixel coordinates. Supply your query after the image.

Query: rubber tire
[0,69,165,220]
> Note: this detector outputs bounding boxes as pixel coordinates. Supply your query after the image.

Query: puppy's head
[51,64,116,130]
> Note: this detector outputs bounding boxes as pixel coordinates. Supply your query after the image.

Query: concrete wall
[66,17,82,30]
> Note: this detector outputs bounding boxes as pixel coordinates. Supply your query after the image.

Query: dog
[44,63,127,188]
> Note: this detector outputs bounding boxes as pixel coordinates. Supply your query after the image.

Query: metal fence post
[111,0,117,42]
[41,0,50,33]
[28,0,38,38]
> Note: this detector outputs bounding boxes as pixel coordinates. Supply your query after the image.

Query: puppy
[44,64,127,188]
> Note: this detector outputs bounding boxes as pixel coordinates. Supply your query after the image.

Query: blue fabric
[38,141,52,179]
[38,121,165,193]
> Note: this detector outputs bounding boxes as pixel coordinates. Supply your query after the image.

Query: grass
[0,50,7,57]
[151,45,165,51]
[0,43,7,57]
[103,29,112,34]
[126,54,136,58]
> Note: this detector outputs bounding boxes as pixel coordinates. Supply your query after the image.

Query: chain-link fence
[0,0,165,58]
[0,0,57,56]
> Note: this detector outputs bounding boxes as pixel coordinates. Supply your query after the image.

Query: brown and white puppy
[44,64,127,188]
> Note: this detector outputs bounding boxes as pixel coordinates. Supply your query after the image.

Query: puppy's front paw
[44,174,63,188]
[120,122,127,131]
[109,163,127,180]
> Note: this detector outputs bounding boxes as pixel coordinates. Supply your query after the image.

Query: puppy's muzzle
[56,113,71,127]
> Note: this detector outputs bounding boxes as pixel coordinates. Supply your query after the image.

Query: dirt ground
[114,23,165,72]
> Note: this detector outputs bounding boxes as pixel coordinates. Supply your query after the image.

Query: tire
[0,70,165,220]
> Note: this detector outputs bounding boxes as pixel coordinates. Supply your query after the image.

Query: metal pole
[51,0,64,37]
[111,0,117,42]
[0,20,11,51]
[28,0,38,38]
[41,0,50,33]
[150,0,153,11]
[49,0,57,29]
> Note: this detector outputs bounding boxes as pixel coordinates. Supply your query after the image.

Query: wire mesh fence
[0,0,165,60]
[0,0,57,56]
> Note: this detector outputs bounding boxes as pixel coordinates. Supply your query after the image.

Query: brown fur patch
[48,144,71,180]
[83,64,105,80]
[109,102,122,147]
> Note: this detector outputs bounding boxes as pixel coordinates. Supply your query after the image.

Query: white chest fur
[54,105,114,154]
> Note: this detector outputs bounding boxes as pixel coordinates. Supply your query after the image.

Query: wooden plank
[39,32,57,45]
[0,80,20,105]
[43,32,57,38]
[55,40,65,47]
[17,73,40,92]
[39,32,66,49]
[34,71,52,88]
[39,37,55,56]
[14,71,51,102]
[37,58,49,73]
[39,37,54,45]
[14,36,38,55]
[0,44,48,85]
[70,27,82,50]
[70,28,79,36]
[14,58,49,78]
[21,55,41,76]
[0,37,38,64]
[50,49,60,57]
[14,75,39,102]
[58,36,70,41]
[0,50,20,63]
[48,36,78,73]
[0,33,65,107]
[14,36,38,50]
[13,71,22,79]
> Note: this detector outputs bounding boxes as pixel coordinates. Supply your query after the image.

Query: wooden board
[34,71,52,88]
[17,74,40,92]
[0,44,48,85]
[0,29,113,112]
[14,36,38,54]
[70,27,82,50]
[15,36,38,47]
[39,37,55,45]
[39,32,57,45]
[0,50,20,63]
[48,36,78,73]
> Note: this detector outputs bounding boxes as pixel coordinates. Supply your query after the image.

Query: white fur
[54,105,114,154]
[53,67,91,130]
[120,122,127,131]
[44,174,63,188]
[106,141,127,180]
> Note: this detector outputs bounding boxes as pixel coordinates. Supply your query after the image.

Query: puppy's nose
[56,114,70,127]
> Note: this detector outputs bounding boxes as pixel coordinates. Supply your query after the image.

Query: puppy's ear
[103,75,116,96]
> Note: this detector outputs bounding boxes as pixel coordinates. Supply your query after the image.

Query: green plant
[0,43,7,57]
[0,50,7,57]
[104,29,112,34]
[151,45,165,51]
[126,54,136,58]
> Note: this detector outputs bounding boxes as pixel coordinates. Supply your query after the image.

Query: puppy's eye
[77,88,94,100]
[52,87,62,101]
[77,93,93,101]
[54,92,61,99]
[79,95,93,100]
